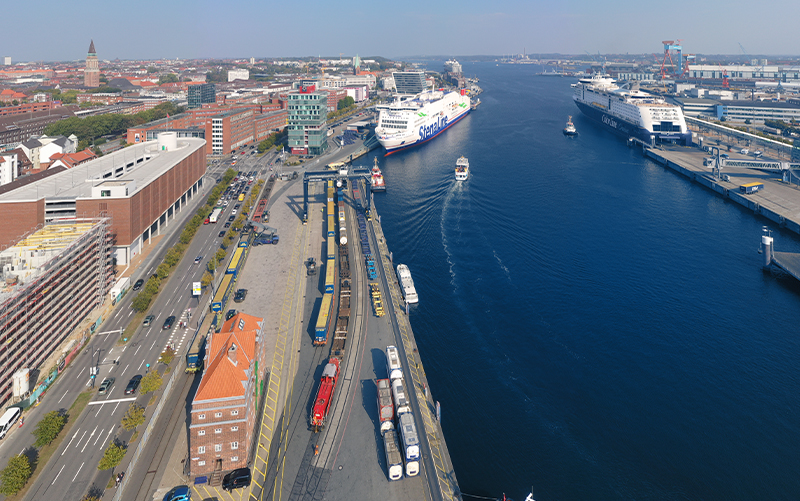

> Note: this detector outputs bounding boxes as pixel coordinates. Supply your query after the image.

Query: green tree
[121,404,145,431]
[158,73,179,85]
[32,410,66,447]
[144,276,160,295]
[338,96,355,110]
[139,370,163,394]
[147,66,158,73]
[215,249,227,263]
[97,440,126,470]
[131,292,152,312]
[207,260,217,273]
[0,453,32,496]
[201,271,213,288]
[158,346,175,365]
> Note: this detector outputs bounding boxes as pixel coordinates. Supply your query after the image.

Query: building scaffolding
[0,217,112,407]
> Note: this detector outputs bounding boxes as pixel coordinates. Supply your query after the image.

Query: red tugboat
[310,358,341,432]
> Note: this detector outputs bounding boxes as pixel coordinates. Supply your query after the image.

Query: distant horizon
[3,0,800,62]
[5,53,800,66]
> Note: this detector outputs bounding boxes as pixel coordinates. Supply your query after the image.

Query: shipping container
[376,379,394,433]
[386,346,403,381]
[398,412,420,475]
[383,429,404,481]
[391,378,411,416]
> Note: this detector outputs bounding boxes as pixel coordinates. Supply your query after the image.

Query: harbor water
[367,62,800,501]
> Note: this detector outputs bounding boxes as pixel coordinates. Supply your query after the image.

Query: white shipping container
[386,345,403,380]
[391,378,410,416]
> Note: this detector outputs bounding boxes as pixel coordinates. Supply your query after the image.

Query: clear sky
[4,0,799,62]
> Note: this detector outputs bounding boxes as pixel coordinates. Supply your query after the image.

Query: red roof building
[189,312,267,475]
[47,148,97,169]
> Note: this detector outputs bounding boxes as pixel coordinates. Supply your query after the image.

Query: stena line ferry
[572,74,692,146]
[376,89,471,154]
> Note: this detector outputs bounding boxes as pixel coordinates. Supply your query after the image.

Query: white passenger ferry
[396,264,418,304]
[376,89,471,154]
[455,156,469,181]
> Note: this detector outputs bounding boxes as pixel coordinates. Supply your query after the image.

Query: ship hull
[574,100,692,146]
[377,93,471,155]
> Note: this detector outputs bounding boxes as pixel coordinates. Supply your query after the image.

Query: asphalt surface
[0,148,262,501]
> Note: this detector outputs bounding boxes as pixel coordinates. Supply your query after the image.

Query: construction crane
[660,39,684,79]
[718,63,730,89]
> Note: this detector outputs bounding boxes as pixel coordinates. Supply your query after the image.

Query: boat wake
[440,179,467,290]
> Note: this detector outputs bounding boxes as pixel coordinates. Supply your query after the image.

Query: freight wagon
[398,413,420,476]
[376,378,394,433]
[383,429,404,481]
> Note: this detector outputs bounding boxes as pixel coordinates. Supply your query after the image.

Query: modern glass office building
[287,86,328,156]
[392,71,426,95]
[188,83,216,109]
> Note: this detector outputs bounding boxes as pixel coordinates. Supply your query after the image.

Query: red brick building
[322,89,347,112]
[77,94,124,105]
[0,101,60,117]
[189,313,266,475]
[0,134,206,265]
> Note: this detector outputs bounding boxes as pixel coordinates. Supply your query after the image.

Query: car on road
[98,377,115,395]
[228,216,235,222]
[234,289,247,303]
[162,315,176,330]
[163,486,191,501]
[194,255,203,264]
[124,375,143,395]
[143,315,155,327]
[222,468,251,492]
[224,222,231,228]
[218,230,225,237]
[231,209,237,215]
[133,279,144,291]
[225,309,237,321]
[234,203,240,209]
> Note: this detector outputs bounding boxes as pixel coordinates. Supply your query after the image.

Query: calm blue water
[367,62,800,501]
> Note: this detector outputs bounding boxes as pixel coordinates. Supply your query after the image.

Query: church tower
[84,40,100,88]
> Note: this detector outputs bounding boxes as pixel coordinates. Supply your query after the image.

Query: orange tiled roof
[194,312,264,402]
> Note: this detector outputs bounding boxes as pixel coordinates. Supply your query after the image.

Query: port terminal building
[0,218,112,408]
[0,134,207,266]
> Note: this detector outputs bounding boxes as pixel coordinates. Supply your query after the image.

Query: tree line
[43,102,185,150]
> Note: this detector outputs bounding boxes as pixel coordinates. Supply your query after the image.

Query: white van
[0,407,22,440]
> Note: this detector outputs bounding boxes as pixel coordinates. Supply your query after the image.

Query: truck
[383,429,404,481]
[310,357,340,432]
[209,208,223,224]
[306,257,317,275]
[391,378,411,416]
[376,379,395,433]
[186,332,207,373]
[398,413,420,476]
[740,182,764,194]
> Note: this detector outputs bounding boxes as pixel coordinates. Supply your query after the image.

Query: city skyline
[2,0,800,62]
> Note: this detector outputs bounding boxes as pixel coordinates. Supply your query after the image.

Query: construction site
[0,218,112,409]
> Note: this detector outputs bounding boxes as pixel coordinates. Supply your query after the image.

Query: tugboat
[563,115,577,136]
[371,157,386,192]
[455,156,469,181]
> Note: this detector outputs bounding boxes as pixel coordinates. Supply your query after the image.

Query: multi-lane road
[0,148,274,501]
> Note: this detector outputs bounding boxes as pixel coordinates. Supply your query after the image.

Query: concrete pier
[642,146,800,235]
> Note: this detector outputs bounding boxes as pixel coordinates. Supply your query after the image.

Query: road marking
[121,364,129,377]
[93,428,105,446]
[58,390,68,403]
[88,397,137,406]
[138,359,145,370]
[72,462,84,482]
[82,426,97,452]
[127,309,134,317]
[112,402,120,415]
[151,339,157,350]
[134,345,141,356]
[61,431,80,456]
[76,367,85,379]
[51,464,65,485]
[75,430,87,449]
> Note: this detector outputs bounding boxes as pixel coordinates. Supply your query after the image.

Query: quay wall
[643,148,800,236]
